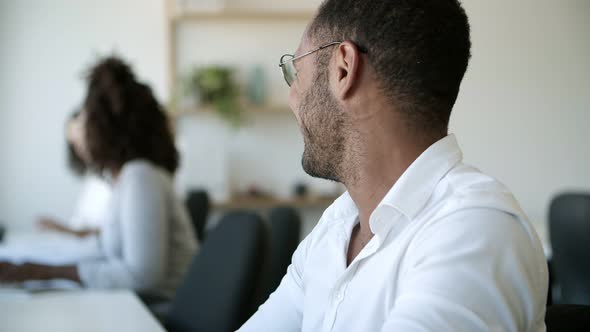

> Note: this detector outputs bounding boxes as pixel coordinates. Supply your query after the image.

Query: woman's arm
[0,262,81,283]
[38,218,100,238]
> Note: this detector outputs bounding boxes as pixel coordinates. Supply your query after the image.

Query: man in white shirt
[239,0,548,331]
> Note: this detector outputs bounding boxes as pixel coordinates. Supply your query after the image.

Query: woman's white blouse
[78,160,198,298]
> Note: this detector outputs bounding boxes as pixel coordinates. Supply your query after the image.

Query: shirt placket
[322,233,382,332]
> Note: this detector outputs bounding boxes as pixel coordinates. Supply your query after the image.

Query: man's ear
[332,40,362,100]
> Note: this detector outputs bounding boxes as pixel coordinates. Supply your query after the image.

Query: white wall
[1,0,589,231]
[0,0,168,227]
[452,0,590,224]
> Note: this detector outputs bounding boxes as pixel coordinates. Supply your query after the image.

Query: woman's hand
[38,218,73,234]
[0,262,81,283]
[0,262,46,282]
[37,218,98,238]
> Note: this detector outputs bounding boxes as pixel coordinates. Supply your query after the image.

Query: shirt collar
[325,134,463,238]
[378,134,463,220]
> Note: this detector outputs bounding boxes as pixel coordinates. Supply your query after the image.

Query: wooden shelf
[171,9,314,22]
[212,195,339,210]
[171,104,293,118]
[165,1,314,101]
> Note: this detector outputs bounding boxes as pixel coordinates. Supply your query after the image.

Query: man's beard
[299,69,347,183]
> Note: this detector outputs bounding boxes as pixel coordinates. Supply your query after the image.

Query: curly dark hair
[66,109,87,176]
[310,0,471,135]
[83,56,179,174]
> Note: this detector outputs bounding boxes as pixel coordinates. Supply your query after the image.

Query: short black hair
[310,0,471,135]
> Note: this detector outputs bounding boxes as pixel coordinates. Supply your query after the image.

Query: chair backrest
[185,190,210,242]
[549,193,590,305]
[545,304,590,332]
[266,206,301,295]
[246,206,302,315]
[165,211,268,332]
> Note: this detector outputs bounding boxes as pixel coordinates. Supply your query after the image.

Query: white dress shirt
[78,160,198,298]
[238,135,548,332]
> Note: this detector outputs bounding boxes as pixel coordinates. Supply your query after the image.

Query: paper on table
[0,230,103,265]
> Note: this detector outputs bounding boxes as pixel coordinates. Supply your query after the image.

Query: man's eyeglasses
[279,41,342,87]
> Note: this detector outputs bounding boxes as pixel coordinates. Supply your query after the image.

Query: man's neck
[343,131,438,237]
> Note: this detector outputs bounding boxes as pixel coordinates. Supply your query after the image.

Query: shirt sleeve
[237,227,313,332]
[380,209,548,332]
[77,165,169,291]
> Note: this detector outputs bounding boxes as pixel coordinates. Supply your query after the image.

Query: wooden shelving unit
[171,104,293,119]
[164,1,314,112]
[170,10,314,23]
[212,194,339,210]
[164,3,320,210]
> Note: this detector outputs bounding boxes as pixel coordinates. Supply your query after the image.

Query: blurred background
[0,0,589,329]
[1,0,588,235]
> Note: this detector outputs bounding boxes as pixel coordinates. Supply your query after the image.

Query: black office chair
[266,206,301,294]
[247,206,302,314]
[547,259,554,306]
[549,193,590,305]
[545,304,590,332]
[165,211,268,332]
[185,190,210,242]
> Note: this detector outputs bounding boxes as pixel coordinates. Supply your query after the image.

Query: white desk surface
[0,290,165,332]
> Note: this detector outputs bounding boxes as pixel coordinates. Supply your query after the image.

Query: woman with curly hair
[0,56,198,299]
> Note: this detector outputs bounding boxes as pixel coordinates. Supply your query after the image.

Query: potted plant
[183,65,242,126]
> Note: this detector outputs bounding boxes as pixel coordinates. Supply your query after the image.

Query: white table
[0,290,165,332]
